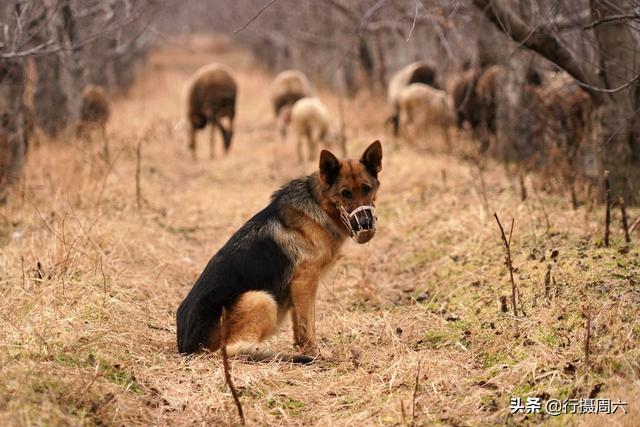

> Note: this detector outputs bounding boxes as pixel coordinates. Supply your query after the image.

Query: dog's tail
[226,342,315,365]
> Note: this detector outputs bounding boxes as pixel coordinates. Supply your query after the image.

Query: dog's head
[317,140,382,244]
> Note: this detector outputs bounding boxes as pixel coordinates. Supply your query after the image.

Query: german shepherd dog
[176,141,382,363]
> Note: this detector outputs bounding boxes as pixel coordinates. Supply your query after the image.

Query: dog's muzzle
[338,205,377,243]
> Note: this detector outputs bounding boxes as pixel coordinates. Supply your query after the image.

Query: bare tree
[472,0,640,200]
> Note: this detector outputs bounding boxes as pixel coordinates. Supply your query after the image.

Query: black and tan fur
[176,141,383,363]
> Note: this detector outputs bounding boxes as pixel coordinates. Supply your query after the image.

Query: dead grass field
[0,35,638,426]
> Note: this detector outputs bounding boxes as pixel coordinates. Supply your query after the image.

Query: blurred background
[1,0,639,202]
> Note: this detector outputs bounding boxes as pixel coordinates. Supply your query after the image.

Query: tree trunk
[32,0,80,137]
[0,3,27,199]
[591,0,639,201]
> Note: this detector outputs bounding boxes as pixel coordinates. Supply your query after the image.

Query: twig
[220,307,245,425]
[135,139,142,209]
[494,214,518,316]
[99,255,107,296]
[584,305,592,365]
[583,12,640,30]
[337,90,347,157]
[406,0,419,42]
[619,196,630,244]
[631,216,640,234]
[476,161,490,217]
[21,256,26,290]
[518,174,527,201]
[412,358,421,425]
[234,0,276,33]
[530,179,551,233]
[604,170,611,247]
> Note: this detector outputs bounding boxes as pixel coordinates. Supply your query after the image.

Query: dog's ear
[319,149,341,185]
[360,140,382,178]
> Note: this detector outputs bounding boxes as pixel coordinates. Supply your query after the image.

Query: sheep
[270,70,314,141]
[449,68,483,131]
[387,62,438,136]
[77,84,110,137]
[289,97,332,162]
[76,84,111,159]
[474,65,507,150]
[186,63,237,159]
[396,83,455,144]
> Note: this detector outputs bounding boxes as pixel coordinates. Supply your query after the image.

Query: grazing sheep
[474,65,506,149]
[531,72,592,155]
[186,63,237,159]
[387,62,439,136]
[397,83,455,143]
[270,70,314,140]
[77,85,110,137]
[450,68,483,131]
[290,97,332,162]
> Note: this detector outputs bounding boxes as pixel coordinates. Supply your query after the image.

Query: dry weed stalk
[619,196,630,244]
[494,213,518,316]
[220,307,245,425]
[544,264,552,301]
[337,90,347,157]
[603,170,611,247]
[412,358,421,425]
[476,161,490,217]
[530,178,551,233]
[518,174,527,201]
[135,139,142,210]
[583,305,592,365]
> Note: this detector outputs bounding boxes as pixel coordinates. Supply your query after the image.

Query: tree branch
[472,0,603,102]
[584,12,640,31]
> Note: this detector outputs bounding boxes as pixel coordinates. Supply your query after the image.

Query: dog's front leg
[291,275,320,357]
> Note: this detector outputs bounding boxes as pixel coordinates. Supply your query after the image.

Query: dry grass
[1,35,638,426]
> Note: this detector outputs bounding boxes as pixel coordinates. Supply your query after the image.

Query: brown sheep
[397,83,454,143]
[387,62,439,136]
[290,97,332,162]
[474,65,507,149]
[270,70,314,140]
[186,63,237,159]
[77,84,110,137]
[449,68,483,131]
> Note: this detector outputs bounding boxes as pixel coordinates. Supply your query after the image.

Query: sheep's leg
[400,106,413,144]
[101,125,110,163]
[189,125,197,160]
[209,124,216,159]
[296,132,305,164]
[308,129,319,162]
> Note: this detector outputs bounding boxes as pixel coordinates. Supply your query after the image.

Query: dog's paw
[301,345,321,358]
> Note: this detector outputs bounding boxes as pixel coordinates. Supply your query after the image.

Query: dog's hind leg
[209,291,314,364]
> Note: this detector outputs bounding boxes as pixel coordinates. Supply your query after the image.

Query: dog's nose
[360,216,374,230]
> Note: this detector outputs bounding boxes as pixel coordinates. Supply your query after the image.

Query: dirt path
[0,35,637,426]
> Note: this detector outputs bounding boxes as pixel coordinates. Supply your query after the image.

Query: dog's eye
[361,184,371,195]
[341,189,353,199]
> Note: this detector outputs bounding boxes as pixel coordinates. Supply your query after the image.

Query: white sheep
[387,62,438,136]
[397,83,455,143]
[290,97,332,162]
